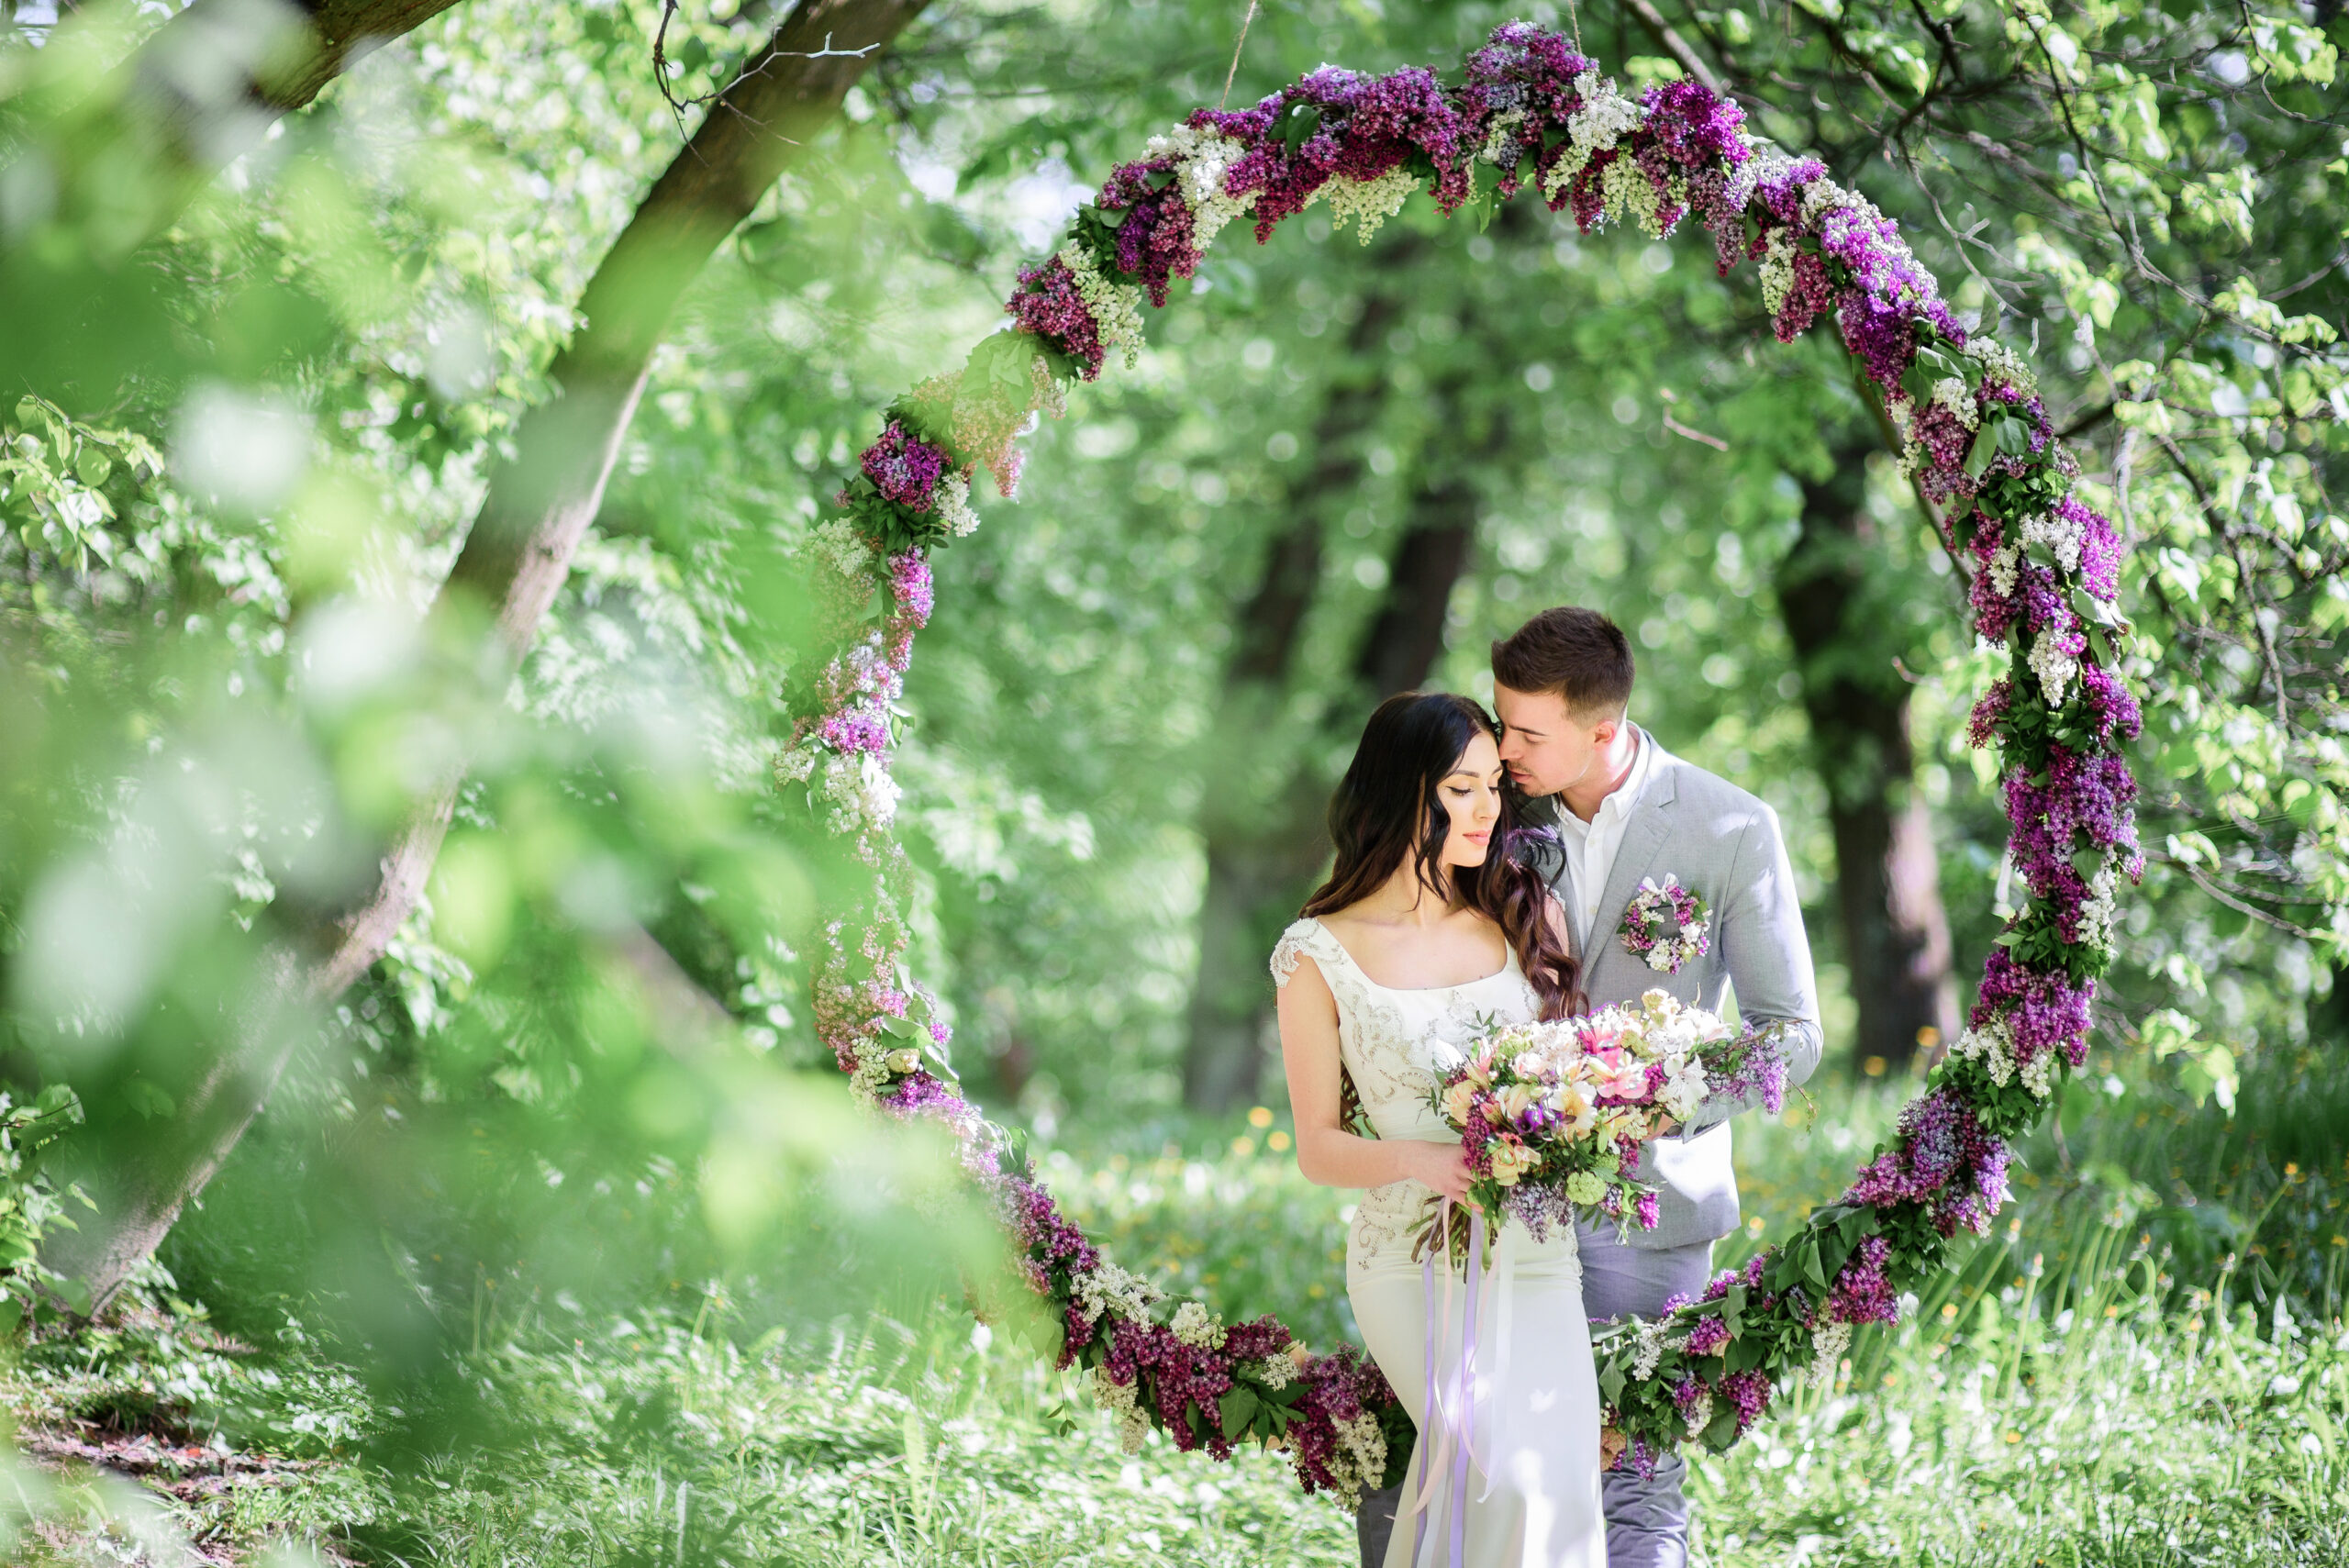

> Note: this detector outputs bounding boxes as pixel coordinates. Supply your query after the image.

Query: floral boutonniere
[1621,874,1710,973]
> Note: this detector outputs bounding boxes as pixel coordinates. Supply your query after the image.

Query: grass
[6,1062,2349,1565]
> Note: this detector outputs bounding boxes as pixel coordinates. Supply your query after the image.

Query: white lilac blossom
[1796,173,1853,228]
[1949,1014,2020,1089]
[1985,540,2022,599]
[1931,375,1981,430]
[934,471,981,538]
[800,748,902,836]
[1169,1299,1229,1350]
[1964,335,2039,396]
[2020,507,2087,573]
[1055,243,1147,371]
[1631,1318,1672,1382]
[1253,1352,1295,1391]
[1568,72,1642,151]
[1678,1382,1713,1433]
[1094,1364,1154,1453]
[1314,166,1423,242]
[1072,1261,1163,1326]
[1144,122,1259,250]
[2079,860,2121,953]
[1804,1319,1853,1386]
[1599,156,1665,235]
[2028,622,2082,706]
[807,517,876,584]
[1759,228,1800,318]
[1323,1412,1388,1512]
[1478,107,1528,166]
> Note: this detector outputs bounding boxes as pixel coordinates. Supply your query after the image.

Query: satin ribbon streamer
[1400,1200,1507,1568]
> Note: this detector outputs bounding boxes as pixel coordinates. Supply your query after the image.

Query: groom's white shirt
[1549,724,1654,944]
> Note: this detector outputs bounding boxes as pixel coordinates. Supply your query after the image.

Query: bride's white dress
[1274,917,1605,1568]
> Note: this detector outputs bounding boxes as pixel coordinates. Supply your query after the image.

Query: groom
[1354,606,1823,1568]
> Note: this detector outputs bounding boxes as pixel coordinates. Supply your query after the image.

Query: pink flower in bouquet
[1602,1061,1653,1101]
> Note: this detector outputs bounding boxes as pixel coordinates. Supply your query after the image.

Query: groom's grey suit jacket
[1525,739,1824,1251]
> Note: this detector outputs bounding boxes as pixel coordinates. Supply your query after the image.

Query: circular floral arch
[774,24,2141,1503]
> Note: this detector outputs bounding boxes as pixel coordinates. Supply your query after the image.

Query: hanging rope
[1219,0,1260,110]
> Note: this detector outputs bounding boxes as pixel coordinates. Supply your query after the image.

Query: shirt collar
[1591,724,1653,827]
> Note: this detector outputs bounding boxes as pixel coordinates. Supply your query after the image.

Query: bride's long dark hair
[1303,692,1581,1020]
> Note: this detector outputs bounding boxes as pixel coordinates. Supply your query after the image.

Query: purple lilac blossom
[860,420,947,511]
[1097,155,1202,306]
[1006,257,1108,379]
[1828,1235,1900,1325]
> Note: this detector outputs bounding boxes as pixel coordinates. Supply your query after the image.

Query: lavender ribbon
[1449,1209,1485,1568]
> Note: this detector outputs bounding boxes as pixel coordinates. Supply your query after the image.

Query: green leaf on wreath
[1703,1407,1741,1449]
[1598,1360,1626,1404]
[1218,1385,1261,1440]
[1964,422,1998,478]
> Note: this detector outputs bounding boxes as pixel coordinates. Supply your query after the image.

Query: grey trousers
[1353,1222,1716,1568]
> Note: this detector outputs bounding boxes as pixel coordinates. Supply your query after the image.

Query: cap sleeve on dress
[1270,918,1323,989]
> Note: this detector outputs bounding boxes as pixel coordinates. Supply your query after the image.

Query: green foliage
[0,1085,87,1328]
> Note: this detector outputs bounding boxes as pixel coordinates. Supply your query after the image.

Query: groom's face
[1492,684,1616,798]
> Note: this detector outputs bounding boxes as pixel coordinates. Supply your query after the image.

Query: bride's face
[1433,731,1507,870]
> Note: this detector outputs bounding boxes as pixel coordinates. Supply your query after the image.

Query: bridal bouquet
[1418,991,1788,1264]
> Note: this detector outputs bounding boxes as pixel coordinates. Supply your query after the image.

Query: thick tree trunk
[51,0,929,1311]
[1777,442,1959,1074]
[1181,370,1492,1114]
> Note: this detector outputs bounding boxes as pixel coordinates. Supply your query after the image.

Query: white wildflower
[2020,508,2087,574]
[1141,122,1259,251]
[1170,1299,1228,1351]
[1056,243,1147,371]
[2028,624,2081,706]
[1312,165,1422,244]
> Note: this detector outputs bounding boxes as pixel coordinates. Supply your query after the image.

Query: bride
[1273,692,1605,1568]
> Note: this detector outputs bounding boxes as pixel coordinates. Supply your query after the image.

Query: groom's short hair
[1491,607,1635,717]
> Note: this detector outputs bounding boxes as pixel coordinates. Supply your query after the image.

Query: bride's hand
[1407,1140,1475,1203]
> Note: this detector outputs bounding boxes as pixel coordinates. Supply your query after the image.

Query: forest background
[0,0,2345,1562]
